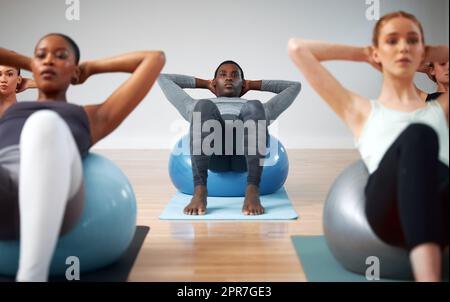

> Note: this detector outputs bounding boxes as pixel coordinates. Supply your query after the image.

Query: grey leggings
[189,100,268,187]
[0,159,84,241]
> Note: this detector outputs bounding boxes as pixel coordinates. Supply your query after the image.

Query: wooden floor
[95,149,360,282]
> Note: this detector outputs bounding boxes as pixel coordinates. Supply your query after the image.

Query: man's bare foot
[184,185,208,215]
[242,184,265,215]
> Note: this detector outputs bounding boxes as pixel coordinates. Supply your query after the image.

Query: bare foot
[184,185,207,215]
[242,185,265,215]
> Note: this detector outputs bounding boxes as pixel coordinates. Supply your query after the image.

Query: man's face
[214,63,243,97]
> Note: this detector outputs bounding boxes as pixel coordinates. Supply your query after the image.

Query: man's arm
[262,80,301,123]
[158,74,198,121]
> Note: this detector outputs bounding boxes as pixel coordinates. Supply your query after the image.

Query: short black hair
[16,68,20,76]
[214,60,244,80]
[39,33,80,65]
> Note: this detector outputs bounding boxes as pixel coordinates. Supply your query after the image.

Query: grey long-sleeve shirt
[158,74,301,124]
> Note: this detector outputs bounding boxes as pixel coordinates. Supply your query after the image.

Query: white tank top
[356,100,449,174]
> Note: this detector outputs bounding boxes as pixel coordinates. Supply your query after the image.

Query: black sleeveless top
[426,92,444,102]
[0,101,92,157]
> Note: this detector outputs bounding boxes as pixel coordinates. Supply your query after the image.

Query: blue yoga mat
[291,236,406,282]
[292,236,449,282]
[160,188,298,220]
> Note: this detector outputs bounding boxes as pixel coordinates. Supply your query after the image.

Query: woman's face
[31,35,78,96]
[0,66,21,97]
[373,17,425,79]
[431,62,449,86]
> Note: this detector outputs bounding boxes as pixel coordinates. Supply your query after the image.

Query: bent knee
[20,110,67,146]
[401,124,438,146]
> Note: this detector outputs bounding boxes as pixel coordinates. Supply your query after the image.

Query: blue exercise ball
[169,135,289,197]
[0,153,137,277]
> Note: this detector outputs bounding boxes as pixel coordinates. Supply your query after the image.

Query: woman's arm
[424,45,449,64]
[417,62,432,74]
[81,51,165,144]
[0,48,32,71]
[0,48,36,93]
[406,46,448,85]
[17,78,37,93]
[288,39,371,136]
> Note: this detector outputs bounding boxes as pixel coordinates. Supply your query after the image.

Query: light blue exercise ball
[169,135,289,197]
[0,153,137,277]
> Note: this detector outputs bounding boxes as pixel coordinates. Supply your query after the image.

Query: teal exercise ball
[0,153,137,277]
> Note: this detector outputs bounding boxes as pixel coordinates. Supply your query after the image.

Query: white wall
[1,0,448,149]
[446,0,450,44]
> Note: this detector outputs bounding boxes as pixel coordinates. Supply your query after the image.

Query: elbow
[287,81,302,97]
[288,38,305,54]
[288,38,310,60]
[146,50,166,67]
[295,82,302,96]
[293,82,302,95]
[156,73,165,85]
[155,51,166,67]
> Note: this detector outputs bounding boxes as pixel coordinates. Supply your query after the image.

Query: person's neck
[437,82,449,93]
[378,73,421,105]
[0,94,17,116]
[37,91,67,102]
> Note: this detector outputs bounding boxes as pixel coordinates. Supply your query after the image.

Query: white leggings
[16,110,83,282]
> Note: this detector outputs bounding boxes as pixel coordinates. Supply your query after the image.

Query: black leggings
[365,124,449,251]
[189,100,268,187]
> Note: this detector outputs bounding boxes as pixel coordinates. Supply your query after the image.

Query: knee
[241,100,266,120]
[400,124,439,151]
[20,111,65,147]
